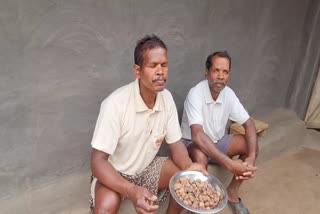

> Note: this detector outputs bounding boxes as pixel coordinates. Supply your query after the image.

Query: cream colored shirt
[181,80,249,142]
[91,79,182,175]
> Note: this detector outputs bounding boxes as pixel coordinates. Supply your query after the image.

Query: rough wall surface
[0,0,316,198]
[286,0,320,118]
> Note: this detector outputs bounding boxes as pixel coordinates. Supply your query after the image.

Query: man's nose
[156,64,164,75]
[217,71,224,79]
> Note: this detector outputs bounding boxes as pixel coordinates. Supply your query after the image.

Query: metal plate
[169,171,228,214]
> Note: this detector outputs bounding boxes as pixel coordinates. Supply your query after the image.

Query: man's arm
[191,124,233,168]
[242,118,258,165]
[190,124,255,177]
[168,140,192,170]
[168,140,208,175]
[91,148,134,197]
[91,148,158,212]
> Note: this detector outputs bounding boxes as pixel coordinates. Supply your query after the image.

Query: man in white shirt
[90,35,206,214]
[181,51,258,214]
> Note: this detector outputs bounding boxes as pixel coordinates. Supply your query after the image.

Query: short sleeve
[229,94,250,125]
[185,88,203,126]
[91,98,121,154]
[165,95,182,144]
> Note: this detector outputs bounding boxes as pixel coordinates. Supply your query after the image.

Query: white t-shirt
[91,79,182,175]
[181,80,249,143]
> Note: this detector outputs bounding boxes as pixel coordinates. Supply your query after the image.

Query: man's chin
[214,86,225,92]
[156,87,165,92]
[155,85,166,92]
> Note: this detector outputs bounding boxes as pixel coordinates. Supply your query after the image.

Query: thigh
[94,180,122,214]
[226,134,248,157]
[158,158,180,190]
[188,143,209,167]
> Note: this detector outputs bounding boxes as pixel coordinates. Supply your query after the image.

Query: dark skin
[188,56,258,203]
[91,47,207,214]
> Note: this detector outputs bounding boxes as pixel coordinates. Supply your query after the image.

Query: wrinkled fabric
[89,156,170,211]
[305,67,320,128]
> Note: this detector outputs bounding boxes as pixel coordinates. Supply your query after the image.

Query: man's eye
[162,64,168,68]
[148,64,157,68]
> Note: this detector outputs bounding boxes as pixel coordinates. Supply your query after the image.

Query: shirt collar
[134,79,163,112]
[204,80,223,104]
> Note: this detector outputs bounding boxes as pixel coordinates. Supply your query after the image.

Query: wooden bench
[229,118,269,137]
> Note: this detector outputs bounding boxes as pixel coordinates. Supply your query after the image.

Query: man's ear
[205,68,209,78]
[134,64,141,79]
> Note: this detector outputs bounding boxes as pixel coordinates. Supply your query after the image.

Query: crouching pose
[181,51,258,214]
[90,35,206,214]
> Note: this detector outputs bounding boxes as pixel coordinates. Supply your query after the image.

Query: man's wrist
[124,182,136,199]
[247,153,256,160]
[182,160,193,170]
[223,157,234,171]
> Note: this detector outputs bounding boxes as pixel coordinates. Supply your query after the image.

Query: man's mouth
[214,82,225,89]
[153,78,166,84]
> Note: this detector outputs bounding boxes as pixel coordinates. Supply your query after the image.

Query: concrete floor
[1,109,320,214]
[231,146,320,214]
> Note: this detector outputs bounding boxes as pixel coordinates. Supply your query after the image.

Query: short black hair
[134,34,167,67]
[205,51,231,70]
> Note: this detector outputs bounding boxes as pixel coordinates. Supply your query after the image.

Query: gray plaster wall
[286,0,320,118]
[0,0,318,199]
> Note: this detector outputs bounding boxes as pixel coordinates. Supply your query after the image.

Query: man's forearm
[169,141,193,170]
[192,130,233,170]
[243,119,258,159]
[246,133,257,158]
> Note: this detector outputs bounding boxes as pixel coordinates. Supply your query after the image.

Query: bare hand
[128,185,159,214]
[245,156,256,166]
[187,162,209,176]
[231,159,257,180]
[236,157,258,180]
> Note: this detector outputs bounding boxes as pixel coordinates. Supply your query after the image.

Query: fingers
[236,175,249,180]
[242,171,253,176]
[243,162,258,170]
[236,175,251,180]
[235,167,256,180]
[136,198,159,214]
[199,165,209,176]
[145,193,157,202]
[242,162,258,177]
[133,187,159,214]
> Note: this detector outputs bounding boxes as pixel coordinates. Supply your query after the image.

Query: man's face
[206,56,230,98]
[134,47,168,94]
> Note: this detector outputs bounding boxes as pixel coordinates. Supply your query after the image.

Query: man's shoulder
[193,79,207,90]
[220,86,244,107]
[159,88,175,105]
[160,88,173,98]
[187,80,207,98]
[102,81,133,105]
[223,86,238,98]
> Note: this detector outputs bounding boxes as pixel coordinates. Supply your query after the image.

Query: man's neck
[140,91,156,109]
[211,91,219,101]
[139,82,157,109]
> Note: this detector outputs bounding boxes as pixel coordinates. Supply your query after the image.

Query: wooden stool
[230,118,269,137]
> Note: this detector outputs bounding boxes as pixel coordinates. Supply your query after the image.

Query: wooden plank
[230,118,269,136]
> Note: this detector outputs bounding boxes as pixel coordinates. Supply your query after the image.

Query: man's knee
[94,197,120,214]
[94,182,121,214]
[188,144,208,167]
[241,136,259,158]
